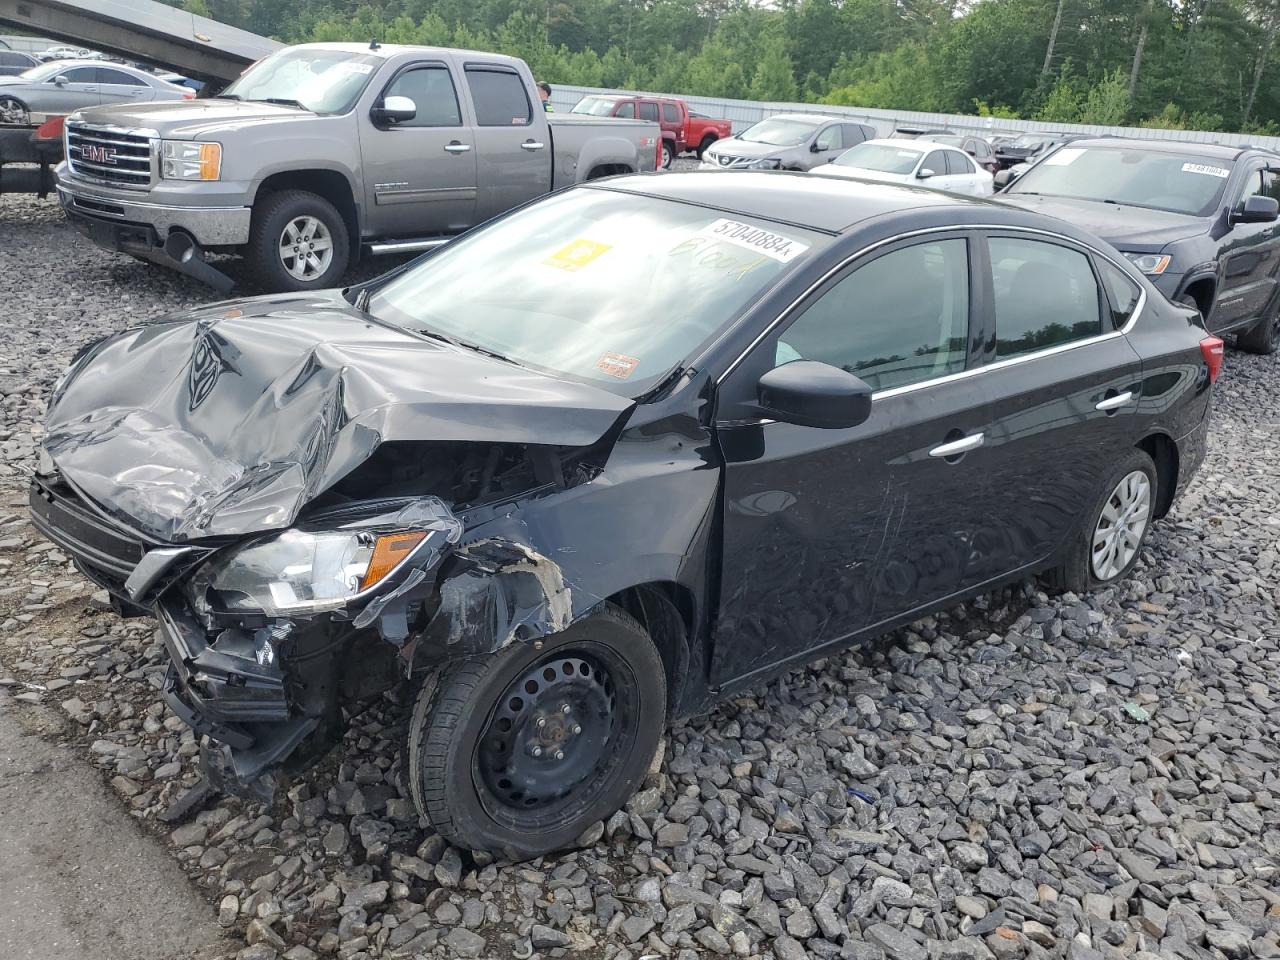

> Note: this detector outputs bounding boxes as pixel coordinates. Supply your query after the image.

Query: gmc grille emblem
[80,144,117,165]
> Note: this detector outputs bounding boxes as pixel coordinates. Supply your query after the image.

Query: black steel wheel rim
[474,646,629,826]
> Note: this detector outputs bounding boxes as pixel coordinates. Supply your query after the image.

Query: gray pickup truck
[55,43,661,291]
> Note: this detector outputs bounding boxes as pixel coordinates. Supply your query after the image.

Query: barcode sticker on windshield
[1182,162,1230,178]
[1044,148,1085,166]
[700,219,808,263]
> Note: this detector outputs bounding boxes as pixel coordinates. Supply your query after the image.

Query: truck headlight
[1123,252,1171,275]
[191,528,432,617]
[746,157,782,170]
[161,140,221,181]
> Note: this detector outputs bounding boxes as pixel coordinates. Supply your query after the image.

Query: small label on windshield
[544,239,612,272]
[1044,147,1084,166]
[699,219,808,263]
[1182,162,1230,178]
[596,352,640,378]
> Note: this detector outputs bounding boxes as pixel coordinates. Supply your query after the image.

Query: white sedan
[810,138,994,197]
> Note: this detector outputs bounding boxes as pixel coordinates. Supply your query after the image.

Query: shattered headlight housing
[192,528,430,617]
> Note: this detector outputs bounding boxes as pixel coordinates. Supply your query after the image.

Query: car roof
[595,170,1004,234]
[757,112,841,124]
[1059,136,1260,160]
[293,41,526,68]
[864,137,960,152]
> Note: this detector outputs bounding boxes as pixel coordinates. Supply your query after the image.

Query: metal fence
[548,84,1280,152]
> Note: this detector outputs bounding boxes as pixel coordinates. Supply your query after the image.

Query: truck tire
[1237,305,1280,355]
[697,135,718,159]
[660,140,675,169]
[246,190,350,293]
[406,604,666,859]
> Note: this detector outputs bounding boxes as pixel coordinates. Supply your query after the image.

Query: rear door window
[989,236,1103,357]
[464,66,531,126]
[638,101,659,122]
[841,123,869,146]
[661,102,680,123]
[97,68,145,86]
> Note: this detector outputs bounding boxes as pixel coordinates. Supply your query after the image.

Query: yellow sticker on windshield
[544,239,612,272]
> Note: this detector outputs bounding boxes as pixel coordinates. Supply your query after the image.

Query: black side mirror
[1233,194,1279,225]
[371,95,416,125]
[756,360,872,429]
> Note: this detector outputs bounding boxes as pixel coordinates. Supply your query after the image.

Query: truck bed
[548,114,660,189]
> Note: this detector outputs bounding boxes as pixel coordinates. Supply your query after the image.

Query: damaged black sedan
[32,172,1219,858]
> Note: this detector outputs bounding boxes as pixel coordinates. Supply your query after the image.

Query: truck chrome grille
[66,121,154,189]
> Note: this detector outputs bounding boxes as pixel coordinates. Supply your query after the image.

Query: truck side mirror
[372,95,416,125]
[756,360,873,429]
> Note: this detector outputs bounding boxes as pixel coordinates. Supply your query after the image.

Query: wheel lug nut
[531,746,542,757]
[561,704,571,714]
[554,750,564,761]
[572,724,581,735]
[535,717,546,729]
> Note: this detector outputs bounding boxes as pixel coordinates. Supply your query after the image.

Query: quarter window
[990,237,1102,357]
[775,239,970,391]
[1099,260,1141,329]
[383,66,461,126]
[661,103,680,123]
[464,67,531,126]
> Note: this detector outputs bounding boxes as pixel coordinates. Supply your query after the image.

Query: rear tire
[1043,448,1158,594]
[1237,305,1280,355]
[245,189,349,293]
[406,605,665,858]
[660,140,675,169]
[697,135,717,160]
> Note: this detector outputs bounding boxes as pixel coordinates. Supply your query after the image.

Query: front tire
[246,189,350,293]
[1044,448,1158,594]
[1237,305,1280,355]
[407,605,665,858]
[0,95,29,126]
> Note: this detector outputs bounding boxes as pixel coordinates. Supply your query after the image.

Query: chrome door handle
[929,433,985,458]
[1095,391,1133,412]
[443,142,471,153]
[520,140,546,151]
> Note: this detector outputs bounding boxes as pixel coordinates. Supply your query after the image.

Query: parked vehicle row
[999,137,1280,354]
[54,42,661,292]
[700,113,877,171]
[32,167,1221,857]
[810,137,994,197]
[0,60,192,125]
[571,93,731,166]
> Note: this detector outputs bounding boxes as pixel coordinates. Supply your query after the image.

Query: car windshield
[219,48,382,114]
[832,143,922,174]
[1007,146,1233,216]
[739,117,820,146]
[922,135,964,147]
[1009,133,1052,148]
[571,96,622,116]
[20,62,70,81]
[365,189,825,397]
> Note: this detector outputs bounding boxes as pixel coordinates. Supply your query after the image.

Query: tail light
[1200,335,1224,384]
[183,91,196,100]
[34,116,64,141]
[654,137,662,170]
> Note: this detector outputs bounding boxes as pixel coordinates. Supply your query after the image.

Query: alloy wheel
[277,216,333,281]
[475,651,619,820]
[0,97,29,126]
[1091,470,1152,581]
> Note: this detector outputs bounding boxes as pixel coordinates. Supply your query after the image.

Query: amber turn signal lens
[360,531,427,590]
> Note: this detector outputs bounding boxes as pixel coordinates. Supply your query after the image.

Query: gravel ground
[1,190,1278,960]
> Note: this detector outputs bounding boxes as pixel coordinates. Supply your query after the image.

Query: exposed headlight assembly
[1123,252,1171,275]
[161,140,221,180]
[193,527,446,617]
[746,157,782,170]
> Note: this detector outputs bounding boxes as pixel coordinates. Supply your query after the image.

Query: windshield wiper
[403,325,524,368]
[254,97,308,109]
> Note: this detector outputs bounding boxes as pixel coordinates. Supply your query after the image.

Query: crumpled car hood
[43,291,634,544]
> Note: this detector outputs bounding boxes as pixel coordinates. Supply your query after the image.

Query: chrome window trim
[715,222,1146,404]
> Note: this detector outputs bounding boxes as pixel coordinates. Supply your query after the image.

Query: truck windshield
[365,189,825,397]
[1006,146,1232,216]
[739,117,820,146]
[219,48,382,114]
[832,143,922,174]
[572,96,623,116]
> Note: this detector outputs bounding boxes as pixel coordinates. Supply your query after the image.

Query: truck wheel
[246,190,350,293]
[660,140,675,169]
[697,135,717,159]
[1237,305,1280,355]
[0,96,29,126]
[406,605,666,859]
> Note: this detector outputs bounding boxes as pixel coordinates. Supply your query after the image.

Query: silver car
[0,61,190,125]
[700,113,877,172]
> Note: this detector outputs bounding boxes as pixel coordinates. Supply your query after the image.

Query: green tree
[750,36,799,102]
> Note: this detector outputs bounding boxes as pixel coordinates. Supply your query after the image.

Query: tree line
[174,0,1280,135]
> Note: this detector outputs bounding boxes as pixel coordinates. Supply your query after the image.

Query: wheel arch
[254,169,360,258]
[608,582,695,720]
[1179,274,1217,322]
[1137,431,1179,519]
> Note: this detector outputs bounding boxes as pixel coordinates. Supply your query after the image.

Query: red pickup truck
[572,94,732,168]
